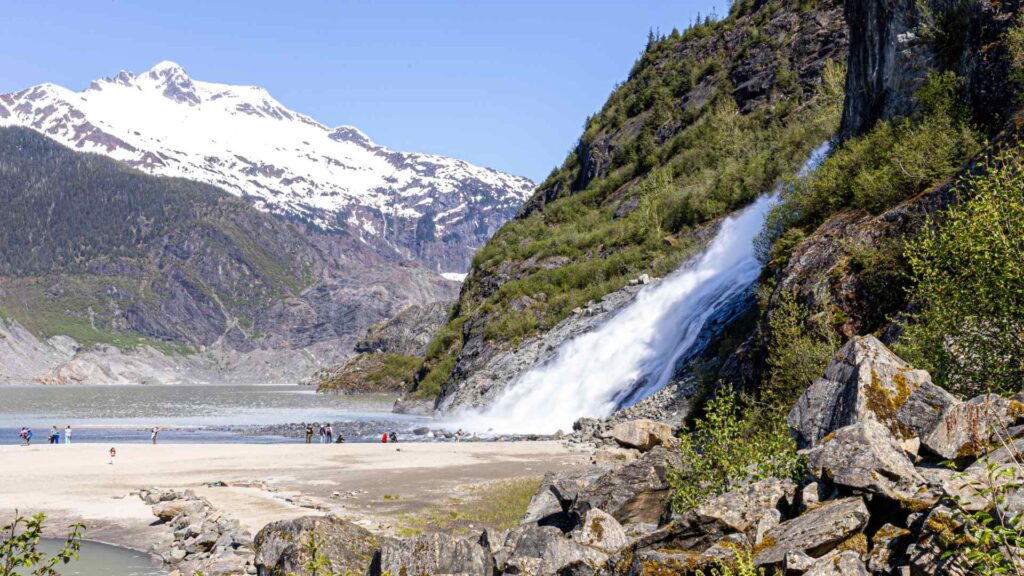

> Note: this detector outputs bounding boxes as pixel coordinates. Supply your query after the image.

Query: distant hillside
[0,127,457,384]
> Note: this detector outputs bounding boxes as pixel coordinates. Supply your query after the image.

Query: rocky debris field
[140,488,256,576]
[236,335,1024,575]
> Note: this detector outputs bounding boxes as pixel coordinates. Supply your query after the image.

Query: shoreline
[0,441,591,555]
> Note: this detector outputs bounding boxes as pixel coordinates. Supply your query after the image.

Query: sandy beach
[0,441,590,551]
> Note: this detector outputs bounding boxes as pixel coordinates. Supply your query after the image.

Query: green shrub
[669,387,804,513]
[770,72,983,231]
[1,512,83,576]
[763,291,837,409]
[896,146,1024,397]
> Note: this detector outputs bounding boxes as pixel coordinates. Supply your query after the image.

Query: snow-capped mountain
[0,61,535,272]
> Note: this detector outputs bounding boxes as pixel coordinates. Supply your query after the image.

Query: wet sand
[0,441,589,551]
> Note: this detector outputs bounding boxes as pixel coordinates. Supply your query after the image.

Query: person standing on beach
[305,424,314,444]
[25,428,32,446]
[151,426,159,445]
[325,423,333,444]
[19,427,28,446]
[65,425,72,444]
[48,426,57,444]
[109,447,116,465]
[318,424,326,444]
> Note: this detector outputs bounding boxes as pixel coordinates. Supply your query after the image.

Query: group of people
[18,425,73,446]
[304,423,341,444]
[380,431,398,443]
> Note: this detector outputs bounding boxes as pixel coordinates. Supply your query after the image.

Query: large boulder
[920,393,1024,459]
[804,420,925,500]
[253,515,379,576]
[153,499,207,522]
[609,419,675,452]
[692,477,796,534]
[376,532,493,576]
[752,497,869,567]
[524,467,609,530]
[502,525,606,575]
[788,336,955,448]
[573,446,682,532]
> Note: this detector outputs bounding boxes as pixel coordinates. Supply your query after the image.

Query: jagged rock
[502,525,606,575]
[804,550,868,575]
[570,509,629,554]
[788,336,953,448]
[753,497,869,567]
[753,509,781,546]
[867,523,911,574]
[524,467,609,530]
[804,420,925,500]
[920,393,1024,460]
[609,419,675,452]
[693,478,795,534]
[573,446,682,531]
[355,301,453,356]
[376,532,493,576]
[253,515,379,576]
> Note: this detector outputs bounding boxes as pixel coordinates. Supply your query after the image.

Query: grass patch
[394,477,542,537]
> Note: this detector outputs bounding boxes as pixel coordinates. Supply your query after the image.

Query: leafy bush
[763,291,837,409]
[669,387,804,513]
[1,512,83,576]
[896,146,1024,397]
[939,454,1024,575]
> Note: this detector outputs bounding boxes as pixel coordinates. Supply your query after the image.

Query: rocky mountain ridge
[0,61,535,273]
[0,127,457,384]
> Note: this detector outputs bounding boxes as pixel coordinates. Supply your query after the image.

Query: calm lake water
[0,385,429,443]
[27,539,165,576]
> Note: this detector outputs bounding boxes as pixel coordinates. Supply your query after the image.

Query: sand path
[0,441,589,550]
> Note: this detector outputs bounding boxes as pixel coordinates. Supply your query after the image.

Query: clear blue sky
[1,1,726,182]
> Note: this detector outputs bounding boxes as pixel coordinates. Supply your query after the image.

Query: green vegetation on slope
[316,353,422,394]
[415,0,848,399]
[0,126,317,352]
[896,143,1024,397]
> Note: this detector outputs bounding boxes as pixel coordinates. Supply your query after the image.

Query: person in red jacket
[381,432,388,444]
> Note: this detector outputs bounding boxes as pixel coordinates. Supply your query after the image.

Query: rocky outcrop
[841,0,1019,138]
[253,515,380,576]
[355,301,453,356]
[788,335,948,448]
[140,488,254,576]
[572,446,682,532]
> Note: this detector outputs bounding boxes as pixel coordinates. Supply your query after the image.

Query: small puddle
[25,539,166,576]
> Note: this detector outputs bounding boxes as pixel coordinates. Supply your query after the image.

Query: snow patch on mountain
[0,61,534,271]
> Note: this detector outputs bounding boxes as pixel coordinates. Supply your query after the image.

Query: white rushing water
[454,142,831,434]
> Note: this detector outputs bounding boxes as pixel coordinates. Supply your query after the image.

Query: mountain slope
[0,62,534,272]
[0,126,457,384]
[413,0,850,410]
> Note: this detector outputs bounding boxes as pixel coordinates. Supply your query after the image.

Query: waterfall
[454,143,831,434]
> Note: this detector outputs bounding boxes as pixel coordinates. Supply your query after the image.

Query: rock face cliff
[416,0,850,411]
[0,127,458,384]
[719,0,1024,393]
